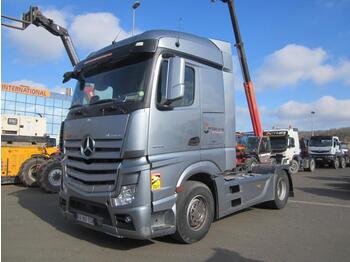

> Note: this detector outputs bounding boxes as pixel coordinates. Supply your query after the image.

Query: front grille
[64,138,122,192]
[311,150,329,154]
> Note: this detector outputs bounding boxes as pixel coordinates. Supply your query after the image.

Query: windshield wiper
[89,98,116,105]
[69,104,83,110]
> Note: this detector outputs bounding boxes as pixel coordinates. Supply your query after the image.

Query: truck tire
[288,159,299,175]
[305,158,315,172]
[265,171,289,209]
[332,158,339,169]
[340,157,346,169]
[245,157,258,172]
[19,157,46,187]
[172,181,214,244]
[38,160,63,193]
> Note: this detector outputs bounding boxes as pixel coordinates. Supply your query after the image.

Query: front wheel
[172,181,214,244]
[289,159,299,175]
[39,160,63,193]
[305,158,315,172]
[19,157,46,187]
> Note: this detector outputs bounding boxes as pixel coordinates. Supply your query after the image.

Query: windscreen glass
[71,56,152,108]
[340,144,348,150]
[309,137,332,147]
[270,136,288,151]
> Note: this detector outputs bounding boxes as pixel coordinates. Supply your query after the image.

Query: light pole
[132,1,140,36]
[311,111,315,136]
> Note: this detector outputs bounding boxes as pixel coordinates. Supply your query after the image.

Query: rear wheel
[289,159,299,174]
[333,158,339,169]
[39,160,63,193]
[340,157,346,169]
[172,181,214,244]
[19,157,46,187]
[265,171,289,209]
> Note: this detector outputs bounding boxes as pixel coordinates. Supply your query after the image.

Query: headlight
[112,185,137,207]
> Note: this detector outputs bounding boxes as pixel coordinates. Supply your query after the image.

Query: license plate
[76,213,95,226]
[316,158,323,160]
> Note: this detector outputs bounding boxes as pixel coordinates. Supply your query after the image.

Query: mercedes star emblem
[81,136,95,158]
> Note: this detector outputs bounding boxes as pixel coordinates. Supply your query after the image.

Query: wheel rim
[48,169,62,187]
[277,178,287,201]
[187,195,208,231]
[28,165,39,181]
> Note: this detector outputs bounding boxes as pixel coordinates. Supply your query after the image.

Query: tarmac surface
[2,168,350,262]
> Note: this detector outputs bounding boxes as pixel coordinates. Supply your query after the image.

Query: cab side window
[157,60,195,107]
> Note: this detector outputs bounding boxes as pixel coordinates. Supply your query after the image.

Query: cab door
[148,55,201,158]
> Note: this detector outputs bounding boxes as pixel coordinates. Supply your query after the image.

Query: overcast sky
[2,0,350,131]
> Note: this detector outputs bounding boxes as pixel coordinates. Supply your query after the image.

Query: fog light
[124,215,132,223]
[112,185,136,206]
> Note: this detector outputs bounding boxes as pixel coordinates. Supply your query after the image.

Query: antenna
[175,17,182,48]
[112,30,121,44]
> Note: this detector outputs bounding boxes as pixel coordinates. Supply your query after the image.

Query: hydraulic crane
[1,6,79,67]
[215,0,263,137]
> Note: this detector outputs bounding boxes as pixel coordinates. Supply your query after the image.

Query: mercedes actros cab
[2,1,293,243]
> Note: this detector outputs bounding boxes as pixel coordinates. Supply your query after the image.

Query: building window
[36,96,45,105]
[26,95,36,104]
[17,94,27,103]
[54,99,63,107]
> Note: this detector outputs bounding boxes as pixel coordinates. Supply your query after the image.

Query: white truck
[309,136,346,168]
[264,128,301,174]
[264,128,315,173]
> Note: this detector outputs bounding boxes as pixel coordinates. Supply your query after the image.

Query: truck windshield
[246,137,259,152]
[309,137,332,147]
[340,144,348,150]
[270,137,287,151]
[70,56,151,108]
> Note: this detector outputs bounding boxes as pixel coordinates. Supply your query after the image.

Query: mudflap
[252,164,294,198]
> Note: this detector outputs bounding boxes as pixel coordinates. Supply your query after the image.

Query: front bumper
[59,165,176,240]
[310,154,336,163]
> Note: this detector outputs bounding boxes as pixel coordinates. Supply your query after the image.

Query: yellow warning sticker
[151,173,161,191]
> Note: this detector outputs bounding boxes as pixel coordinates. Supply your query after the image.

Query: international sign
[1,83,51,97]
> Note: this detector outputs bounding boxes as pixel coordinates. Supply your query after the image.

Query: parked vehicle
[263,129,315,174]
[340,142,350,167]
[309,136,345,169]
[1,115,57,186]
[3,3,293,244]
[236,133,274,171]
[264,128,301,174]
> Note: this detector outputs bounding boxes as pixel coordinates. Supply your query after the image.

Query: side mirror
[166,57,185,101]
[62,71,75,83]
[288,138,295,148]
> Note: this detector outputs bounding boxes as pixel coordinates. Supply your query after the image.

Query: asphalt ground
[2,168,350,262]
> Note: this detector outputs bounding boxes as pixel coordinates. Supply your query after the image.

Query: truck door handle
[188,136,200,146]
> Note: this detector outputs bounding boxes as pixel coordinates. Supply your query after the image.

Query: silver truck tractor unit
[59,30,293,243]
